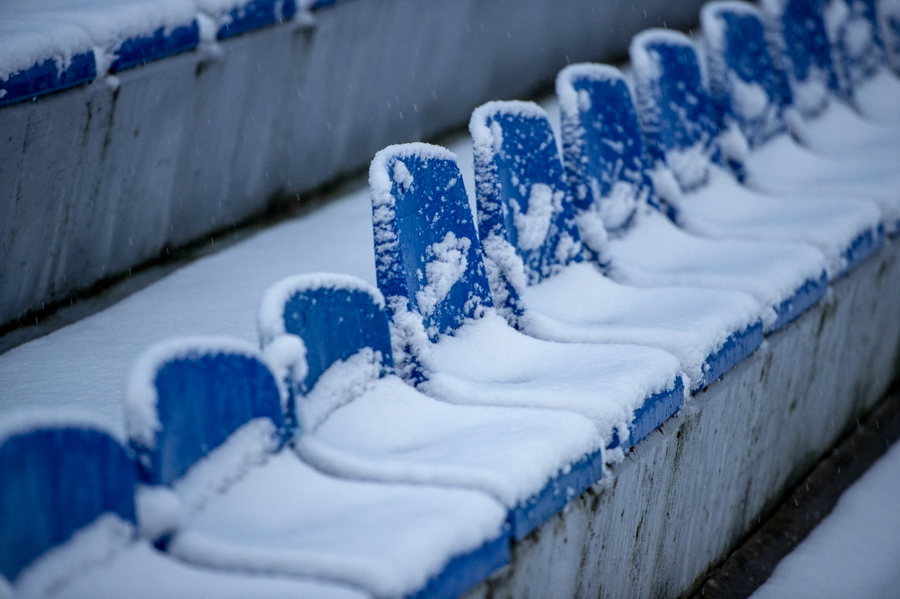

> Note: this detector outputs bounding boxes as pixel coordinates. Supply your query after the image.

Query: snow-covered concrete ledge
[0,0,706,330]
[462,237,900,599]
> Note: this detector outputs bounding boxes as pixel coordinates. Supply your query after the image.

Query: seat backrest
[882,0,900,74]
[556,64,663,251]
[629,30,723,191]
[702,2,792,148]
[0,420,135,582]
[762,0,842,117]
[370,143,494,346]
[822,0,886,95]
[259,273,395,394]
[470,101,583,299]
[127,338,285,486]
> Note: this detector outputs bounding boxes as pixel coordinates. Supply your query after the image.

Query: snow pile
[14,514,135,599]
[297,348,381,434]
[751,440,900,599]
[294,373,602,507]
[167,449,508,598]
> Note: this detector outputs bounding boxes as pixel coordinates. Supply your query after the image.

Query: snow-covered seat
[823,0,900,121]
[257,273,606,540]
[0,414,367,599]
[627,26,887,272]
[692,4,900,236]
[369,142,684,464]
[468,99,762,392]
[555,63,828,333]
[759,0,900,156]
[127,338,510,598]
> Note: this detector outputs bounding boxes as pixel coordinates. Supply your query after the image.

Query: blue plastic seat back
[629,31,722,189]
[370,143,494,343]
[132,344,285,486]
[767,0,842,99]
[276,283,395,393]
[557,64,660,240]
[471,101,583,287]
[702,3,792,147]
[0,426,136,582]
[826,0,886,94]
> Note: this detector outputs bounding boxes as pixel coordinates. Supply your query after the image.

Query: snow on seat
[0,0,298,108]
[126,337,509,598]
[257,273,604,542]
[556,62,828,333]
[760,0,900,158]
[685,3,900,237]
[468,99,762,392]
[369,142,685,532]
[628,27,885,277]
[822,0,900,121]
[0,413,365,599]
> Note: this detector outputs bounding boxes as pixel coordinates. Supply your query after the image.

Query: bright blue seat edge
[695,322,764,392]
[770,272,829,333]
[407,527,511,599]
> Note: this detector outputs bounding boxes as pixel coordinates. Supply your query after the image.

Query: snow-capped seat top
[126,337,287,486]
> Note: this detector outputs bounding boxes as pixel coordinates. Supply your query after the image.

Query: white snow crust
[743,134,900,233]
[294,373,601,506]
[14,514,135,599]
[166,449,507,598]
[852,69,900,122]
[517,261,760,388]
[416,231,471,318]
[296,348,382,434]
[604,207,826,331]
[45,526,371,599]
[417,310,682,448]
[661,165,883,278]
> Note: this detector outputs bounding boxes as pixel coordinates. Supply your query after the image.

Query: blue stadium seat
[470,99,762,393]
[0,424,135,583]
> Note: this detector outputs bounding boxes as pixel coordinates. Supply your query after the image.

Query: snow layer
[0,0,197,81]
[295,372,602,507]
[603,207,827,331]
[658,165,883,278]
[787,98,900,159]
[416,310,682,448]
[25,516,370,599]
[750,440,900,599]
[167,448,507,598]
[743,134,900,233]
[851,69,900,122]
[517,261,760,387]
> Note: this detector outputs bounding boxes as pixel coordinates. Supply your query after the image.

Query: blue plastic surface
[277,285,395,393]
[558,68,665,237]
[0,427,135,581]
[133,350,285,486]
[110,22,200,73]
[775,0,842,94]
[0,52,96,108]
[698,323,764,391]
[506,447,605,540]
[839,224,885,277]
[703,3,791,147]
[407,528,511,599]
[627,376,685,448]
[372,146,494,348]
[217,0,298,40]
[631,35,721,172]
[829,0,885,95]
[473,105,583,286]
[771,271,828,332]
